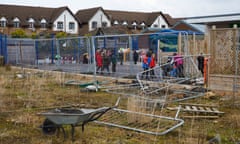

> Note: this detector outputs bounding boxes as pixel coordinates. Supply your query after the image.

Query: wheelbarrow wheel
[41,118,57,135]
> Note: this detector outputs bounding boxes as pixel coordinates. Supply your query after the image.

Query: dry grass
[0,66,240,144]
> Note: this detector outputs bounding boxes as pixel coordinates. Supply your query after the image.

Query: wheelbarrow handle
[85,97,121,122]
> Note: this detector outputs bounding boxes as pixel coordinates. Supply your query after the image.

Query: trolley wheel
[41,118,57,135]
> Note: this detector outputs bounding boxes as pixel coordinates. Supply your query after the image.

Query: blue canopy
[149,29,203,52]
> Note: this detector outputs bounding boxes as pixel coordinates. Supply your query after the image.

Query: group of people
[95,49,117,74]
[140,50,185,80]
[141,50,156,79]
[163,52,205,78]
[162,53,184,78]
[93,48,206,79]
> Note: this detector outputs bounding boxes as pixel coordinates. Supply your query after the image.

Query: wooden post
[204,57,208,87]
[178,33,182,54]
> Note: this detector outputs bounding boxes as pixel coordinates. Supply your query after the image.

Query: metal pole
[51,35,54,64]
[129,35,133,75]
[4,35,8,64]
[91,36,97,90]
[35,40,39,66]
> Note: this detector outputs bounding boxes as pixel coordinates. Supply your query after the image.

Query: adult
[149,53,156,79]
[133,50,139,64]
[197,53,204,75]
[119,49,124,65]
[141,53,151,79]
[173,53,184,77]
[162,56,173,77]
[82,53,88,64]
[101,52,110,74]
[95,50,103,73]
[111,52,117,73]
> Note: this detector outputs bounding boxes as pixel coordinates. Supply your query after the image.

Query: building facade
[76,7,175,35]
[0,4,79,36]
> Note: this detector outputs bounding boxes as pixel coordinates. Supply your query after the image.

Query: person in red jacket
[95,50,103,73]
[149,53,156,79]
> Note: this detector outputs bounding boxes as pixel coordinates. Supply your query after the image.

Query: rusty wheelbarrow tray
[38,97,120,141]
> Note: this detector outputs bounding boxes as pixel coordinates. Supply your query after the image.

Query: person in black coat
[197,53,204,75]
[133,50,139,64]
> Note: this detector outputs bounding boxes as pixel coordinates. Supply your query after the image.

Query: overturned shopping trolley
[38,97,120,141]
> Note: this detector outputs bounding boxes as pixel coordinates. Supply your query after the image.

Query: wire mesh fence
[4,32,206,80]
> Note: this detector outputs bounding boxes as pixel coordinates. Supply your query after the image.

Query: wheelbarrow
[38,97,120,141]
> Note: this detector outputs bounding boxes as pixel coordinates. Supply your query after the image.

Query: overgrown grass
[0,66,239,144]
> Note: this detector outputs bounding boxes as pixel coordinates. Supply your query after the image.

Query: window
[113,20,119,25]
[13,22,20,28]
[28,18,35,29]
[40,19,47,29]
[57,22,63,29]
[69,22,75,30]
[29,22,34,28]
[102,22,107,27]
[92,21,97,29]
[13,17,20,28]
[0,17,7,27]
[122,21,128,26]
[41,23,46,29]
[153,24,158,28]
[140,22,145,29]
[161,25,166,28]
[0,21,6,27]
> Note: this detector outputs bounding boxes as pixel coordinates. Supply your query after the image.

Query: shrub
[11,29,28,38]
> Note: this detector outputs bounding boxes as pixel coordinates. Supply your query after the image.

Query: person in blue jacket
[141,52,151,79]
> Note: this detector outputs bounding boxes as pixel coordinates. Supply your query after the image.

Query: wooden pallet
[179,103,224,115]
[167,103,224,118]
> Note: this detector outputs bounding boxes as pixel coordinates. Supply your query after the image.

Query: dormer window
[13,17,20,28]
[132,21,137,29]
[0,17,7,27]
[28,18,35,29]
[40,18,47,29]
[113,20,119,25]
[122,21,128,26]
[140,22,145,29]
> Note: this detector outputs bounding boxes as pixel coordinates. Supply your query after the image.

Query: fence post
[91,36,97,90]
[51,34,55,64]
[35,40,39,66]
[4,35,7,64]
[128,35,133,75]
[0,34,2,56]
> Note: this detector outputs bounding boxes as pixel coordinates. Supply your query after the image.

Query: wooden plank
[198,107,205,111]
[182,116,219,119]
[205,107,212,112]
[211,107,219,112]
[191,106,198,111]
[211,108,225,114]
[180,103,217,107]
[185,106,192,111]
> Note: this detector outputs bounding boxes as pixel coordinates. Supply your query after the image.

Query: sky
[1,0,240,18]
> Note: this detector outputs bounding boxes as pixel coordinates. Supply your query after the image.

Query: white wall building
[88,9,111,31]
[53,10,79,34]
[151,15,169,29]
